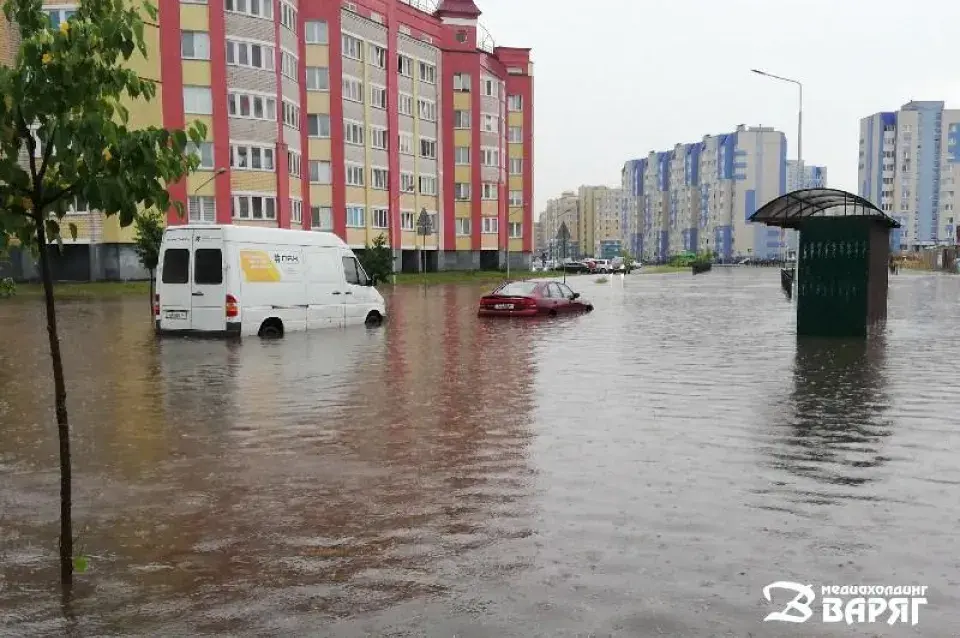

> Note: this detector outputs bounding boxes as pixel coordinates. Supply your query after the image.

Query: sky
[475,0,960,216]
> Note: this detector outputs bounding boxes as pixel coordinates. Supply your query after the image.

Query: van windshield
[161,249,189,284]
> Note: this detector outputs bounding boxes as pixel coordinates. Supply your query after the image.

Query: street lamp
[193,167,227,194]
[752,68,802,265]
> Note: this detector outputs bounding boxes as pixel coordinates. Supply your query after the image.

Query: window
[509,126,522,143]
[453,73,471,92]
[342,256,368,285]
[510,158,523,174]
[371,127,388,150]
[290,198,302,224]
[181,31,210,59]
[342,34,363,60]
[282,100,300,129]
[398,54,413,77]
[309,160,331,183]
[162,249,189,284]
[305,66,329,91]
[481,147,499,167]
[232,194,277,220]
[400,172,415,192]
[419,138,436,159]
[509,190,522,206]
[508,95,523,111]
[455,146,470,165]
[188,196,216,223]
[481,183,497,200]
[308,114,331,138]
[372,207,388,228]
[311,206,333,230]
[369,44,386,68]
[288,150,301,178]
[280,1,296,32]
[454,110,471,129]
[230,143,275,170]
[228,91,277,121]
[344,121,364,145]
[370,85,387,109]
[346,206,365,227]
[456,218,471,236]
[398,93,414,116]
[345,164,364,186]
[281,50,297,79]
[226,39,275,71]
[419,175,437,195]
[343,77,363,102]
[419,61,436,84]
[44,7,76,28]
[482,77,497,97]
[371,167,388,190]
[305,20,327,44]
[482,114,498,133]
[418,99,436,121]
[454,182,471,200]
[186,142,214,169]
[398,133,413,155]
[183,86,213,114]
[481,217,498,234]
[225,0,272,18]
[401,211,414,230]
[509,222,522,238]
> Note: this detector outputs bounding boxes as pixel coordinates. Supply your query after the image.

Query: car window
[496,282,538,296]
[194,249,223,285]
[549,283,565,298]
[540,284,553,298]
[558,283,574,298]
[161,249,189,284]
[342,256,361,285]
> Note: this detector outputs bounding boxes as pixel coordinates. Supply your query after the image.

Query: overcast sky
[477,0,960,216]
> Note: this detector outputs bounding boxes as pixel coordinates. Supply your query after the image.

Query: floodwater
[1,269,959,637]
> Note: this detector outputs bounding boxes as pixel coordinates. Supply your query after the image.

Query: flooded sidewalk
[1,269,959,636]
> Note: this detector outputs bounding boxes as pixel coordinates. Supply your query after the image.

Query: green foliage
[0,0,206,250]
[359,233,393,283]
[0,276,15,297]
[72,555,89,573]
[621,250,635,269]
[133,209,164,272]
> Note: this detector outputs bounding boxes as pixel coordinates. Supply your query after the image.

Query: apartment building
[575,185,621,258]
[539,190,579,260]
[623,125,789,262]
[786,161,827,191]
[859,101,960,250]
[1,0,534,279]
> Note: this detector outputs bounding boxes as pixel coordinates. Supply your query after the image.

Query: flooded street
[1,268,959,636]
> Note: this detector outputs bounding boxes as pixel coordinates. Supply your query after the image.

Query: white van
[154,225,386,338]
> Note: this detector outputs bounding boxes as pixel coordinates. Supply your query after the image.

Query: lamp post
[751,68,802,265]
[193,167,227,194]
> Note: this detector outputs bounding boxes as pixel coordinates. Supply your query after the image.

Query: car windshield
[494,282,539,297]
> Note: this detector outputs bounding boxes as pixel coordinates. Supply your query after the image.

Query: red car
[478,280,593,317]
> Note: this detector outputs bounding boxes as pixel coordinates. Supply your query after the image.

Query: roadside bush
[0,277,15,298]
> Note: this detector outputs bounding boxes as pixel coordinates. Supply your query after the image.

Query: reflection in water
[769,337,891,490]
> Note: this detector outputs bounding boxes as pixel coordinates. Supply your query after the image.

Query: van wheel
[365,311,383,327]
[258,319,284,339]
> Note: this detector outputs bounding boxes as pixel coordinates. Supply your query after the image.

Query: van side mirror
[367,274,377,287]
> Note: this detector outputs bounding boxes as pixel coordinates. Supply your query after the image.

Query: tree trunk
[35,220,73,588]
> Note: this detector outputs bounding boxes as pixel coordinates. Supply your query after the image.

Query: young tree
[359,233,393,284]
[0,0,204,587]
[133,209,163,312]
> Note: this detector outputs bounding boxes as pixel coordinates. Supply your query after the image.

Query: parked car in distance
[478,279,593,317]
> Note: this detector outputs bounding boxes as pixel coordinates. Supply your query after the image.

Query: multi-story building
[576,185,621,257]
[859,101,960,250]
[623,125,789,262]
[1,0,534,278]
[621,160,643,257]
[539,190,579,260]
[786,161,827,191]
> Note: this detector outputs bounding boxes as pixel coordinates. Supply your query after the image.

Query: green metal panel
[796,217,871,337]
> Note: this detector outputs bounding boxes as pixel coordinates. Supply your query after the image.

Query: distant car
[478,280,593,317]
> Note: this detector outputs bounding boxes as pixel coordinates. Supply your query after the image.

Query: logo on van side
[273,253,300,265]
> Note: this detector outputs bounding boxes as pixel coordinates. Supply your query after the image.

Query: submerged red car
[478,279,593,317]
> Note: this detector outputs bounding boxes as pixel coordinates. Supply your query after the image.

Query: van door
[158,230,193,331]
[340,252,370,325]
[189,227,226,331]
[305,247,345,329]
